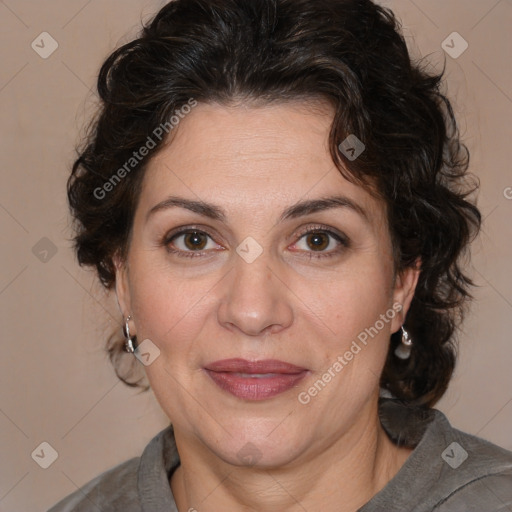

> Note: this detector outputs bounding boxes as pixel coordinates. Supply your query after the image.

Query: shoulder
[432,427,512,511]
[435,469,512,511]
[47,457,141,511]
[47,426,177,512]
[374,399,512,511]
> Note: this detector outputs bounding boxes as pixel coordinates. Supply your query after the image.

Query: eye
[300,232,332,251]
[164,229,223,257]
[290,226,348,258]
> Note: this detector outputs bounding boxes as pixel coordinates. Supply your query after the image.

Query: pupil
[308,233,328,251]
[185,232,206,250]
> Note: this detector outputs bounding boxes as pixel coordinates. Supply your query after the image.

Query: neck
[170,398,412,512]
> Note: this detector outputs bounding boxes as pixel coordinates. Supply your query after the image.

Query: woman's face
[116,101,418,467]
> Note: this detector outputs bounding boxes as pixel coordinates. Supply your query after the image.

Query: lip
[204,358,309,401]
[205,358,307,374]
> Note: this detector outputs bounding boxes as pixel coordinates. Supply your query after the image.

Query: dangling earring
[394,326,412,360]
[123,315,137,353]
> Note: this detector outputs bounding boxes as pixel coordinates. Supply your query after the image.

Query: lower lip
[204,370,308,400]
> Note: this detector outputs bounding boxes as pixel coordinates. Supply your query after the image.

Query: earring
[123,315,137,353]
[394,326,412,360]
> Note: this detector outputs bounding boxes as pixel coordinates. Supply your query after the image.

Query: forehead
[139,101,383,220]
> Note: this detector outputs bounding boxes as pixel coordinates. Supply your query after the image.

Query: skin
[115,101,420,512]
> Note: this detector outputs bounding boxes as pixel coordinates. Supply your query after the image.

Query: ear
[390,258,421,333]
[113,252,132,319]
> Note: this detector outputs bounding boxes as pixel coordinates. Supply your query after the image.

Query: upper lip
[204,358,307,374]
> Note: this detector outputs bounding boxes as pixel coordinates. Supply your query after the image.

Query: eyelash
[292,225,349,259]
[162,224,349,260]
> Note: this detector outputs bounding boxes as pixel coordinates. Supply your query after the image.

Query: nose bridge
[217,247,293,336]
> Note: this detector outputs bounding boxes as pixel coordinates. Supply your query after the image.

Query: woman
[50,0,512,510]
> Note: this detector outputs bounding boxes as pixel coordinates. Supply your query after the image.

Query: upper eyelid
[294,224,346,239]
[170,230,216,241]
[164,225,222,241]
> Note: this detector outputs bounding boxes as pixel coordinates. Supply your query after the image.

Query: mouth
[203,358,309,401]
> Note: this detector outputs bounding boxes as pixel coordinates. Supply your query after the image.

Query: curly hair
[68,0,481,406]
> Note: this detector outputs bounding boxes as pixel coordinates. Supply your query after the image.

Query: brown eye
[166,229,220,255]
[183,231,208,250]
[291,227,349,259]
[305,233,330,251]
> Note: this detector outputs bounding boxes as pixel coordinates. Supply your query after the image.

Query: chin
[218,438,304,469]
[199,415,309,469]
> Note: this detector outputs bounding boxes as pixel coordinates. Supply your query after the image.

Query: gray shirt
[48,399,512,511]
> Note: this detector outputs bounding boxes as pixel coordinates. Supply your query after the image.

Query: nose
[217,252,294,337]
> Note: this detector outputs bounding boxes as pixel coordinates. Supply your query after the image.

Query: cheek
[294,261,394,341]
[129,251,394,342]
[128,258,217,358]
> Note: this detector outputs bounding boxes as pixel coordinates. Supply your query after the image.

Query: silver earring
[394,326,412,360]
[123,315,137,353]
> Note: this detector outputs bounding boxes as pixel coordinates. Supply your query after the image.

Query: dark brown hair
[68,0,481,406]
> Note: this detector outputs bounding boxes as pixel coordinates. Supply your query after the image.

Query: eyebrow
[279,196,369,223]
[146,197,226,223]
[146,195,369,224]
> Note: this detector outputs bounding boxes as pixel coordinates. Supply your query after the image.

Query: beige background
[0,0,511,510]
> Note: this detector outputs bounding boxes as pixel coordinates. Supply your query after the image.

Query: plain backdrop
[1,0,511,510]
